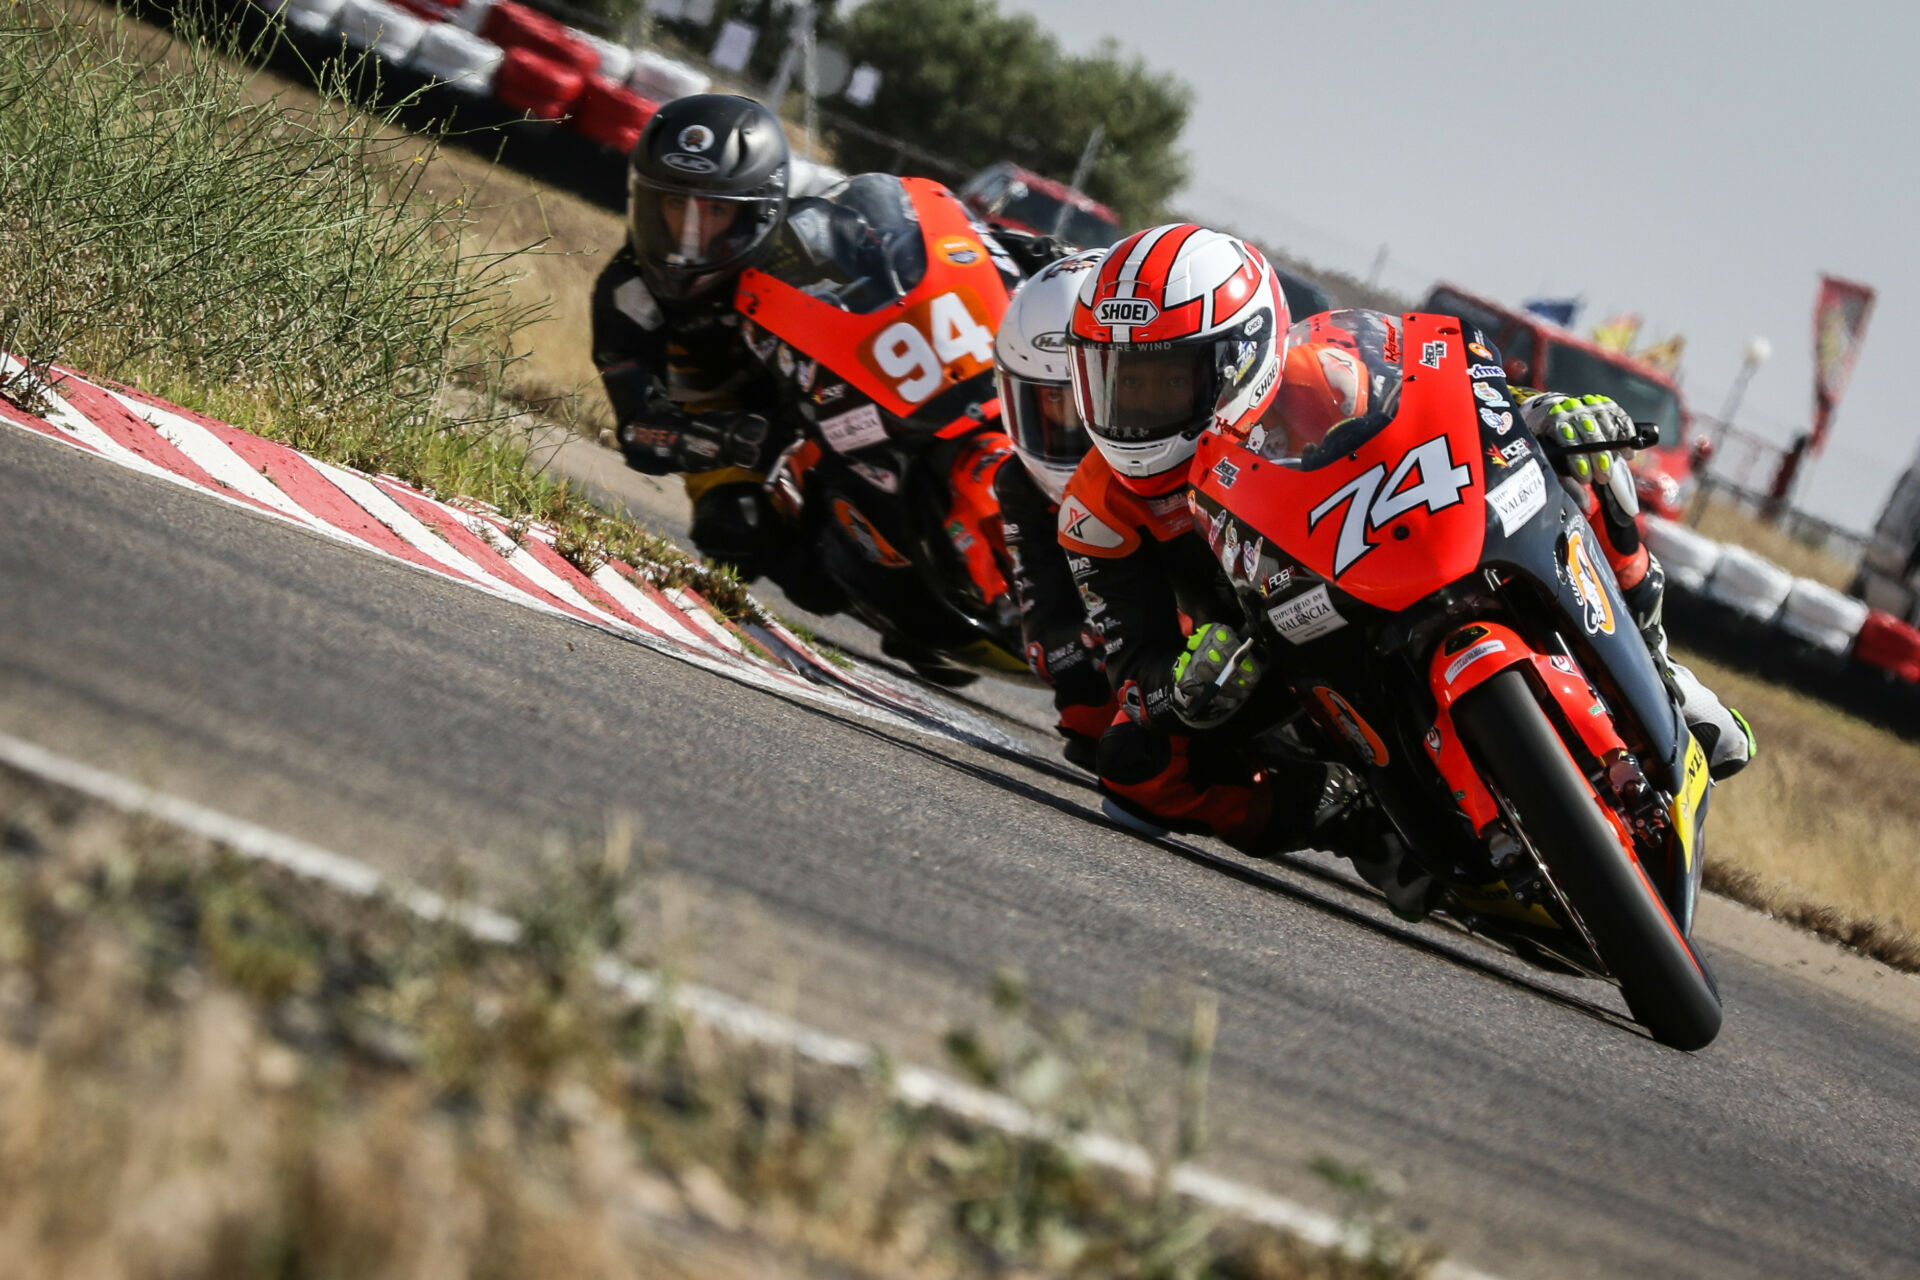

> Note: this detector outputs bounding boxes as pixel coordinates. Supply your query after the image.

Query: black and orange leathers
[591,246,807,580]
[1057,451,1325,850]
[995,461,1116,746]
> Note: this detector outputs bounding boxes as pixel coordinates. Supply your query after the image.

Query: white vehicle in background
[1852,458,1920,625]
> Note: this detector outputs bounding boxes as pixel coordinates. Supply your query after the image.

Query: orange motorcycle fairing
[1423,621,1635,854]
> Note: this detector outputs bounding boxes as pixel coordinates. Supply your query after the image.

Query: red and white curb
[0,355,1019,752]
[0,729,1501,1280]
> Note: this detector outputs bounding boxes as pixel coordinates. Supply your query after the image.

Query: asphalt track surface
[6,424,1920,1279]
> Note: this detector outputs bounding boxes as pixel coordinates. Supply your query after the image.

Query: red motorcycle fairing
[735,177,1013,432]
[1422,621,1633,843]
[1192,314,1486,613]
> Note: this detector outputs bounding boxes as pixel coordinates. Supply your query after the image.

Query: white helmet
[1067,224,1289,495]
[992,248,1108,503]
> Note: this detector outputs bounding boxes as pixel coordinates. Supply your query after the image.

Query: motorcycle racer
[1053,225,1405,886]
[1246,312,1754,781]
[992,248,1118,766]
[591,94,817,595]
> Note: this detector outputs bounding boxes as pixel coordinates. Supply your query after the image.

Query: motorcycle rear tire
[1455,668,1722,1051]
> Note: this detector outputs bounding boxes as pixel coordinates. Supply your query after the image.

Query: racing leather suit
[1057,450,1330,850]
[995,460,1117,758]
[590,245,803,585]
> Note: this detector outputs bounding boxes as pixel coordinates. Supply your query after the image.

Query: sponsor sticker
[1425,726,1444,754]
[1420,340,1446,369]
[1468,341,1494,360]
[1245,312,1266,337]
[1032,329,1067,352]
[777,344,796,378]
[1549,654,1578,674]
[1443,638,1507,685]
[1241,534,1263,582]
[1094,297,1159,327]
[1266,583,1348,644]
[1480,407,1514,434]
[1473,382,1509,408]
[1469,363,1505,380]
[1262,566,1293,596]
[677,124,715,152]
[1060,497,1127,549]
[818,403,890,453]
[1311,686,1390,766]
[796,358,817,391]
[1211,457,1240,489]
[813,382,846,404]
[1566,526,1618,635]
[661,153,718,174]
[1500,439,1531,464]
[1487,458,1546,535]
[831,498,910,567]
[937,236,982,266]
[847,459,898,492]
[1485,444,1511,470]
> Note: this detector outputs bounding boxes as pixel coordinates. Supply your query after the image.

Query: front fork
[1421,620,1712,932]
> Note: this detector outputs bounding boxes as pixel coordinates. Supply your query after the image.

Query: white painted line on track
[0,730,1501,1280]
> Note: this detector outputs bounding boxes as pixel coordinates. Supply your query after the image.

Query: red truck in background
[956,161,1122,249]
[1422,283,1711,520]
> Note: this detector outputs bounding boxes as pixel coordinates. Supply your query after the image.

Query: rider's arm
[590,249,672,432]
[995,464,1108,707]
[590,252,774,476]
[1069,539,1190,729]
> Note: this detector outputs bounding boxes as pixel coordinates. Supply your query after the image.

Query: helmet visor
[630,179,780,274]
[997,370,1092,472]
[1071,343,1224,442]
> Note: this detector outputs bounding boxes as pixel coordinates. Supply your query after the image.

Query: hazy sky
[983,0,1916,533]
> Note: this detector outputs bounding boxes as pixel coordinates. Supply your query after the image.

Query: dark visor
[998,372,1092,468]
[1071,343,1223,441]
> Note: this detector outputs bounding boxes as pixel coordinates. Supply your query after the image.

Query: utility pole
[1051,124,1104,238]
[766,1,815,115]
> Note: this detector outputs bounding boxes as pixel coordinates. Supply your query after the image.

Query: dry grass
[0,765,1438,1280]
[1676,647,1920,969]
[1688,493,1858,590]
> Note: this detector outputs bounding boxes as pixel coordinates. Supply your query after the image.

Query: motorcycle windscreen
[1192,311,1486,613]
[735,175,1013,423]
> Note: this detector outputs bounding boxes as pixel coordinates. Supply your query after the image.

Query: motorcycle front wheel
[1455,668,1723,1051]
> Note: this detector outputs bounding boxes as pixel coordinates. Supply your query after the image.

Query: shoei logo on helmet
[662,153,719,174]
[677,124,715,152]
[1095,297,1159,327]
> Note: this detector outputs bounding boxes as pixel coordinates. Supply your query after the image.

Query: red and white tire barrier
[0,355,1020,750]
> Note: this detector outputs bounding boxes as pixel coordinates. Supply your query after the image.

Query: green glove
[1171,623,1263,729]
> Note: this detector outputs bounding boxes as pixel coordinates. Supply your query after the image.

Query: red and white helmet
[1067,224,1289,494]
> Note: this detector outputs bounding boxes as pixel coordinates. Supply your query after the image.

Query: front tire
[1455,669,1722,1050]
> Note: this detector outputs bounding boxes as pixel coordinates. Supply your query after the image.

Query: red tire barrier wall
[571,77,657,152]
[479,0,597,76]
[492,46,584,119]
[1851,610,1920,683]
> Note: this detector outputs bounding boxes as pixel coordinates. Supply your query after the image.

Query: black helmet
[627,94,790,301]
